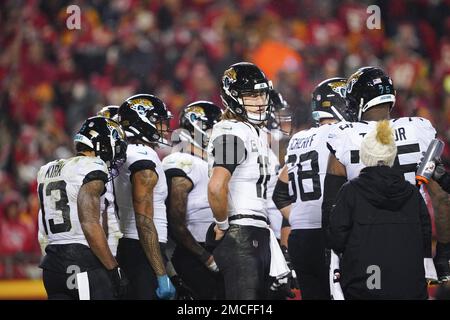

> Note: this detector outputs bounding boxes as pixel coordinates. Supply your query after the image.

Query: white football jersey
[266,148,282,239]
[208,120,271,228]
[327,117,437,184]
[100,180,123,255]
[114,144,168,243]
[286,124,335,230]
[37,156,108,246]
[162,152,213,242]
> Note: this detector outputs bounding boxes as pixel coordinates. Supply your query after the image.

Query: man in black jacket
[328,120,431,299]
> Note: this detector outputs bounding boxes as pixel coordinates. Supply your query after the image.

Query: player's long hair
[221,108,245,122]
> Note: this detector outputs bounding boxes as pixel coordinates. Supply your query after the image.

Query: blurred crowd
[0,0,450,278]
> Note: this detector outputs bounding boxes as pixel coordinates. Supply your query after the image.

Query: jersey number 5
[38,181,72,234]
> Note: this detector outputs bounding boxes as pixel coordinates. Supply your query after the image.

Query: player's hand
[107,266,129,299]
[205,255,219,272]
[280,245,299,290]
[170,275,195,300]
[156,274,176,300]
[433,158,446,182]
[213,224,225,241]
[268,273,295,299]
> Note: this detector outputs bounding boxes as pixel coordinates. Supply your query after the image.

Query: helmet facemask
[149,109,173,147]
[240,90,271,124]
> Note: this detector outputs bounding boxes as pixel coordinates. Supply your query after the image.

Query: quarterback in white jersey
[273,77,349,299]
[163,100,223,299]
[115,94,175,300]
[208,119,271,223]
[208,62,285,300]
[38,116,128,300]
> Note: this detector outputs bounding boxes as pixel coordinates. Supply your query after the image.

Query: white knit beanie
[360,120,397,167]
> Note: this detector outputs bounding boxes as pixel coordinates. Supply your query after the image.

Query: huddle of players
[37,61,290,300]
[37,61,447,300]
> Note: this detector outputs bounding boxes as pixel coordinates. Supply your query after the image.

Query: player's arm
[101,200,109,238]
[37,209,48,256]
[208,134,246,239]
[322,152,347,238]
[167,175,216,269]
[208,166,231,240]
[427,180,450,244]
[272,165,292,220]
[131,169,167,276]
[78,179,118,270]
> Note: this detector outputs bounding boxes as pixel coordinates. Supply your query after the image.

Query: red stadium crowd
[0,0,449,278]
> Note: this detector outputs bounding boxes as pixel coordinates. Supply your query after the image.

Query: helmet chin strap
[246,110,268,124]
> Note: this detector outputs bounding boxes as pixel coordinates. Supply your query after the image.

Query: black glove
[107,266,129,299]
[280,245,299,290]
[433,158,446,182]
[268,274,295,299]
[170,275,195,300]
[205,222,226,251]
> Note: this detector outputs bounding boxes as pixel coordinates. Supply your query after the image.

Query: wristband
[214,218,229,231]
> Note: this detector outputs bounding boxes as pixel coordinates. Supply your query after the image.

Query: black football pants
[288,228,330,300]
[213,224,271,300]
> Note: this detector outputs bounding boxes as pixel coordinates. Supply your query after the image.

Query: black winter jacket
[328,166,431,300]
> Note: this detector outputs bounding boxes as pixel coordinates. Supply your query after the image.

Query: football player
[207,62,289,300]
[115,94,175,299]
[273,78,349,300]
[97,105,123,257]
[162,100,223,299]
[322,67,440,281]
[38,116,128,299]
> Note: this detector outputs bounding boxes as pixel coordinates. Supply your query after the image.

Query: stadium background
[0,0,449,299]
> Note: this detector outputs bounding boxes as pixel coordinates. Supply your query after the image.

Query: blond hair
[360,120,397,167]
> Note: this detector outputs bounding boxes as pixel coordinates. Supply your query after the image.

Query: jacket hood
[350,166,414,210]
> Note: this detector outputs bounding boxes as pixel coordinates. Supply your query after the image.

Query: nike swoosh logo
[137,151,148,155]
[94,161,104,166]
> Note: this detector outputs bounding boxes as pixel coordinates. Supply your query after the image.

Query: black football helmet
[97,105,119,120]
[74,116,127,171]
[346,67,396,121]
[311,77,349,126]
[220,62,273,124]
[267,89,292,137]
[118,94,173,145]
[178,101,222,150]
